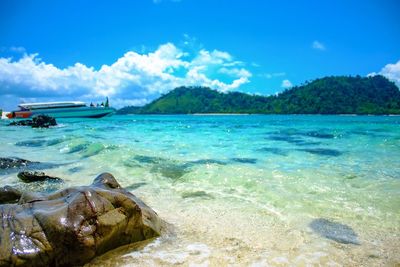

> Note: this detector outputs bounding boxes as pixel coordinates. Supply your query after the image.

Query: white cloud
[111,98,150,107]
[191,49,232,66]
[281,79,293,88]
[182,33,198,47]
[153,0,181,3]
[218,67,252,78]
[0,46,26,53]
[0,43,251,108]
[9,46,26,53]
[312,41,326,51]
[368,60,400,86]
[260,72,286,79]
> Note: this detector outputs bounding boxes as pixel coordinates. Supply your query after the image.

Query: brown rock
[0,186,22,204]
[0,173,163,266]
[17,171,63,183]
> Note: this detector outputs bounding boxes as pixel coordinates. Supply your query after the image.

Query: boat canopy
[19,101,86,110]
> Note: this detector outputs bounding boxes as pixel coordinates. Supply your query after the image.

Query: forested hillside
[117,75,400,115]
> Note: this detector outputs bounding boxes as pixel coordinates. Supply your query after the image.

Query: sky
[0,0,399,110]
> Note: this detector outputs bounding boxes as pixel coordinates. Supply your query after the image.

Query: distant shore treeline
[117,75,400,115]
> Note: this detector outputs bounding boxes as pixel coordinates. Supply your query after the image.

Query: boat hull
[9,107,115,119]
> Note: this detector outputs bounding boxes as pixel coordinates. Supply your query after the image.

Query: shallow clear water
[1,115,400,266]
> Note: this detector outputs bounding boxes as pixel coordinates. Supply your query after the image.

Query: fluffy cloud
[281,79,293,88]
[368,60,400,86]
[0,43,251,108]
[260,72,286,79]
[218,67,252,78]
[312,41,326,51]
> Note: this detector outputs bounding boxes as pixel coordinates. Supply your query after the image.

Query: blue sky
[0,0,399,110]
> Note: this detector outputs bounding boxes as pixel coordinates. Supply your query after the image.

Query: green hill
[117,75,400,115]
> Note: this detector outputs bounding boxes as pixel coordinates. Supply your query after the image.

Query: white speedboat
[7,100,115,119]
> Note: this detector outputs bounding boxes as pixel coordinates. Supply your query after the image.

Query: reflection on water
[1,115,399,266]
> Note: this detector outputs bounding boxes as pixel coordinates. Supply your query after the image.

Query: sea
[1,115,399,266]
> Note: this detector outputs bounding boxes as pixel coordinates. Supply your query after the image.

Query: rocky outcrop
[0,173,163,266]
[32,115,57,128]
[17,171,63,183]
[8,119,33,126]
[9,115,57,128]
[0,186,22,204]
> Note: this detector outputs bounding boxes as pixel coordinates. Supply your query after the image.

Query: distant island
[118,75,400,115]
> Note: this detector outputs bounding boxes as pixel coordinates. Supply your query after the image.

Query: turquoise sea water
[1,115,400,266]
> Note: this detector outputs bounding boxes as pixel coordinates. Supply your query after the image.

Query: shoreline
[121,113,400,116]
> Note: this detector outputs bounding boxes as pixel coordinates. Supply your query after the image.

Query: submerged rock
[67,142,89,153]
[80,143,106,158]
[188,159,227,165]
[125,182,147,191]
[67,166,84,173]
[297,148,343,157]
[8,120,33,126]
[304,131,335,139]
[150,163,190,180]
[0,173,164,267]
[8,115,57,128]
[0,186,22,204]
[0,157,33,169]
[0,157,61,176]
[126,154,231,180]
[17,171,63,183]
[128,155,190,180]
[309,218,360,245]
[258,147,288,156]
[230,158,258,164]
[181,190,214,199]
[133,155,163,164]
[15,137,68,148]
[15,139,47,147]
